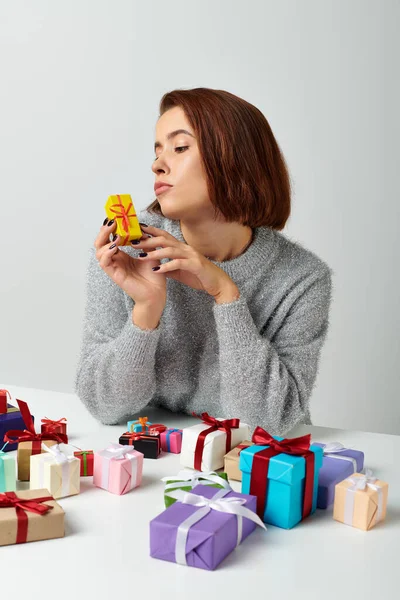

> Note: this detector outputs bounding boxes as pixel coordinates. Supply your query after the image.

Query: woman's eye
[175,146,189,153]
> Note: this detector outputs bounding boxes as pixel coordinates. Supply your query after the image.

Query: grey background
[1,0,398,434]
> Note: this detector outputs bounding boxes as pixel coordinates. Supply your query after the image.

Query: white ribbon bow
[167,488,266,566]
[41,442,75,464]
[103,443,136,461]
[161,469,232,492]
[321,442,358,472]
[344,469,383,526]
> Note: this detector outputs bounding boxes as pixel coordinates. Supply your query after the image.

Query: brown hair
[146,88,292,230]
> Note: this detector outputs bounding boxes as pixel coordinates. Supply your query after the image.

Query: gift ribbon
[167,488,267,566]
[192,413,240,471]
[321,442,357,472]
[41,417,67,433]
[0,389,11,414]
[250,427,315,519]
[74,450,93,476]
[40,443,76,497]
[0,491,54,544]
[100,443,138,490]
[109,195,137,244]
[165,428,182,452]
[161,469,232,492]
[122,431,161,452]
[130,417,150,433]
[4,399,67,454]
[344,469,384,528]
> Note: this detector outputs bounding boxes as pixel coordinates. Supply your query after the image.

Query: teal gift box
[240,432,323,529]
[0,447,16,492]
[127,418,152,433]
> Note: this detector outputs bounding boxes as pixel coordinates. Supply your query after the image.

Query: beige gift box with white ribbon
[29,443,80,499]
[333,471,388,531]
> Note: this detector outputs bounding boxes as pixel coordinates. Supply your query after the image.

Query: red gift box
[74,451,94,477]
[41,417,68,438]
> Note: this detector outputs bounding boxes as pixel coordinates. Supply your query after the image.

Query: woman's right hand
[94,219,167,307]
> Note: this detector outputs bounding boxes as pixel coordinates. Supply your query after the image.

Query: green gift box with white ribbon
[161,470,231,508]
[0,444,16,493]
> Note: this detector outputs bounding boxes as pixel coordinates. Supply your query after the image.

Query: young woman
[74,87,333,436]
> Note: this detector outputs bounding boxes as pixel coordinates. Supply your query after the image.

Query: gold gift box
[17,440,57,482]
[223,440,253,482]
[105,194,142,245]
[0,488,65,546]
[333,473,389,531]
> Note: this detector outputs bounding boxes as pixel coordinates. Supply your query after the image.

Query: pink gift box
[93,443,143,495]
[160,428,183,454]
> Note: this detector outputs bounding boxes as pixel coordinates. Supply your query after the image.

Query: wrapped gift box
[180,413,250,471]
[41,417,68,438]
[333,471,388,531]
[127,417,152,433]
[4,400,67,481]
[30,444,80,499]
[160,428,183,454]
[224,440,253,482]
[0,488,65,546]
[0,450,16,493]
[240,428,323,529]
[105,194,141,245]
[162,470,231,507]
[74,450,94,476]
[150,484,266,570]
[313,442,364,509]
[119,431,161,459]
[0,391,32,453]
[93,443,143,495]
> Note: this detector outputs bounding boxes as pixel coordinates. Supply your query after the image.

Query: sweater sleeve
[74,246,162,425]
[212,268,333,436]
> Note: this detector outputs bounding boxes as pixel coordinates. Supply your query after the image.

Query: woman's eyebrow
[154,129,195,151]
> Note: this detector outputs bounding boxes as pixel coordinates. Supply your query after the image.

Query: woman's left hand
[132,225,239,300]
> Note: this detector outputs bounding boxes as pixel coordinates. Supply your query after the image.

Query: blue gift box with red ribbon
[240,429,323,529]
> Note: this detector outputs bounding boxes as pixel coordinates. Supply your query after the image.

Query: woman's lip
[156,185,173,196]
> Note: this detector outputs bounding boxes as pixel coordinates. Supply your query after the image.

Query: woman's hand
[132,224,240,301]
[94,219,167,307]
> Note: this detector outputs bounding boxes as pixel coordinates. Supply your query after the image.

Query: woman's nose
[151,153,170,175]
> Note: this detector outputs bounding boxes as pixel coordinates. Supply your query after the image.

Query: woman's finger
[94,219,117,251]
[99,235,120,268]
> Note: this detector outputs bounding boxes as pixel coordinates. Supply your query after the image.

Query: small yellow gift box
[333,470,388,531]
[105,194,142,245]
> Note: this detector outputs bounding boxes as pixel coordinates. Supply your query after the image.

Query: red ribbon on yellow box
[107,194,137,245]
[0,491,54,544]
[192,412,240,471]
[250,427,315,519]
[4,400,68,454]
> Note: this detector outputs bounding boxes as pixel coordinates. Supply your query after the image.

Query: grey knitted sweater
[74,209,333,436]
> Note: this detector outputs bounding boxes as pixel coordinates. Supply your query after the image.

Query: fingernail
[139,252,148,257]
[110,243,116,249]
[131,240,141,245]
[107,219,115,227]
[139,222,148,228]
[152,266,160,271]
[103,218,109,226]
[112,234,118,241]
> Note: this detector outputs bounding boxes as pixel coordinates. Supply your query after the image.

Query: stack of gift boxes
[0,388,390,569]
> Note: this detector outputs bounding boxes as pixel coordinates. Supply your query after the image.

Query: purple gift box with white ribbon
[313,442,364,509]
[150,484,266,570]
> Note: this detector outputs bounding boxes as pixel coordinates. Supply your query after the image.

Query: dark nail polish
[103,217,108,226]
[131,240,141,245]
[152,266,160,271]
[110,243,116,249]
[112,234,118,241]
[107,219,115,227]
[139,252,148,257]
[139,222,148,228]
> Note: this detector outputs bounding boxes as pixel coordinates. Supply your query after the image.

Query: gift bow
[161,469,232,492]
[192,412,240,471]
[0,491,54,544]
[347,469,378,492]
[321,441,357,472]
[250,427,315,519]
[104,443,136,460]
[167,488,266,566]
[41,417,67,429]
[41,443,75,464]
[109,195,136,239]
[130,417,150,433]
[4,400,68,451]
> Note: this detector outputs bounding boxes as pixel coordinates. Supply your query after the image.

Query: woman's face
[151,106,213,222]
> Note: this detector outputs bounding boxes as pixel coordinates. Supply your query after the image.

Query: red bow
[249,426,315,520]
[109,195,137,244]
[4,400,68,455]
[121,431,160,451]
[41,417,68,438]
[192,412,240,471]
[0,389,11,414]
[41,417,67,427]
[0,491,54,544]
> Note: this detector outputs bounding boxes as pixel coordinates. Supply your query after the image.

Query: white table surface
[0,384,398,599]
